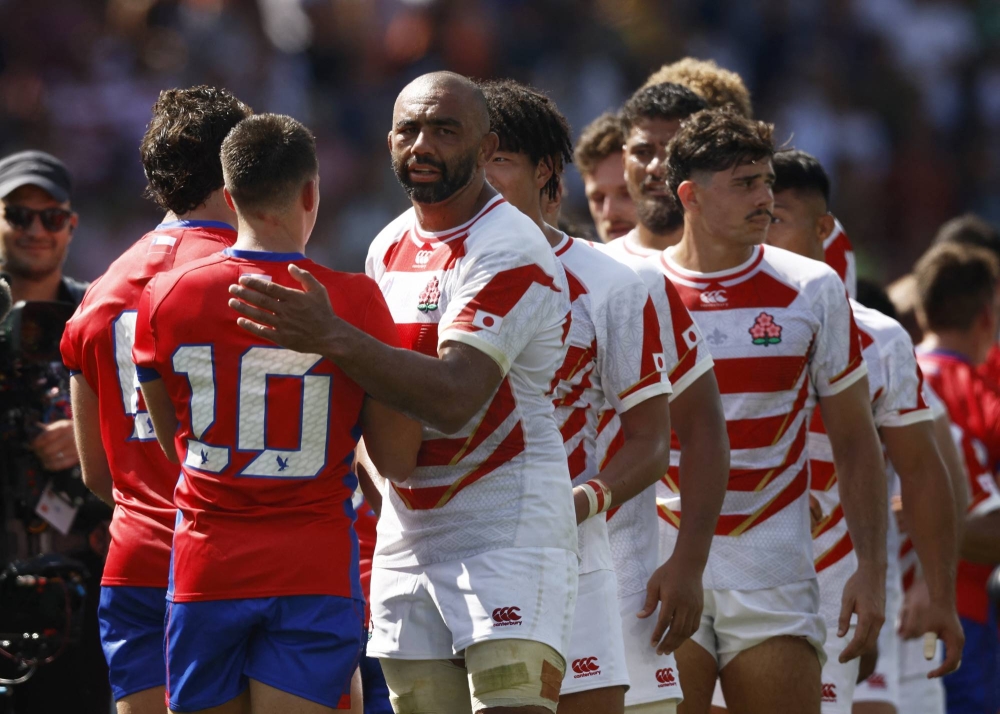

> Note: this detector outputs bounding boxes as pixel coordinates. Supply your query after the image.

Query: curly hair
[666,109,774,202]
[221,114,317,212]
[619,83,707,136]
[574,112,624,177]
[916,242,1000,332]
[140,86,252,214]
[644,58,753,118]
[479,79,573,200]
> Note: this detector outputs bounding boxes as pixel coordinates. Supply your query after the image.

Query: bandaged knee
[465,639,566,713]
[378,657,472,714]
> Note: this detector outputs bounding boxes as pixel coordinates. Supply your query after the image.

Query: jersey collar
[410,195,506,245]
[661,244,764,287]
[156,219,236,232]
[223,247,306,262]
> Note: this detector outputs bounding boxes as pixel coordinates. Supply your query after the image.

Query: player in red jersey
[766,150,962,713]
[913,243,1000,714]
[648,110,889,714]
[574,112,637,243]
[230,73,577,713]
[133,114,421,714]
[59,86,250,714]
[479,79,728,714]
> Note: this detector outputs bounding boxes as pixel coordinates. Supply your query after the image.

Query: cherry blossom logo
[418,277,440,312]
[749,312,782,346]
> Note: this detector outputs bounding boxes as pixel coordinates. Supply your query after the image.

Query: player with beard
[574,112,637,243]
[634,110,889,714]
[602,84,707,265]
[229,72,577,714]
[766,150,962,714]
[479,78,728,714]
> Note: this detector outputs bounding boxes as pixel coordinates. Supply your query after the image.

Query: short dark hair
[140,86,252,214]
[620,82,708,136]
[666,109,774,203]
[855,278,898,322]
[932,214,1000,262]
[479,79,573,201]
[574,112,624,177]
[220,114,318,212]
[915,243,1000,332]
[772,149,830,205]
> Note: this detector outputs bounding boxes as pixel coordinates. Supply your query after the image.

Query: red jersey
[60,220,237,587]
[917,349,1000,623]
[131,248,400,602]
[977,343,1000,386]
[823,218,856,299]
[354,494,378,626]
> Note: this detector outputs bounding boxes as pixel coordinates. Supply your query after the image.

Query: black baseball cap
[0,151,72,203]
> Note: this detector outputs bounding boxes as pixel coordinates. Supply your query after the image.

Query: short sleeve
[60,311,83,373]
[597,279,671,414]
[131,279,161,381]
[808,274,867,397]
[361,282,402,349]
[637,264,714,401]
[438,249,565,375]
[960,431,1000,517]
[874,333,932,428]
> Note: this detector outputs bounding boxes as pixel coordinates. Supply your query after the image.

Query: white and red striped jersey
[364,195,576,567]
[550,234,672,575]
[653,244,867,590]
[824,218,856,299]
[810,301,931,626]
[596,252,715,597]
[600,228,660,271]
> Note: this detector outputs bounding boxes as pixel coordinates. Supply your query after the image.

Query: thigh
[169,688,250,714]
[379,657,473,714]
[625,702,677,714]
[100,586,169,703]
[249,678,339,714]
[165,599,257,712]
[675,637,718,714]
[719,636,821,714]
[465,639,565,713]
[618,589,684,707]
[561,570,629,702]
[558,686,625,714]
[245,595,365,711]
[118,687,167,714]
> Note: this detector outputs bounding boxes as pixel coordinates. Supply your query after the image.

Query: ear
[223,187,236,211]
[817,212,835,243]
[386,131,393,153]
[302,178,318,213]
[677,180,698,213]
[536,157,554,191]
[480,131,500,166]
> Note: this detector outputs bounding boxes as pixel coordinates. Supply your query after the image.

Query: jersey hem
[167,588,358,603]
[667,356,715,403]
[818,363,868,398]
[437,329,511,375]
[878,408,934,429]
[101,577,170,588]
[618,382,672,414]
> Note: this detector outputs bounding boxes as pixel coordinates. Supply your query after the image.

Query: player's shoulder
[466,200,554,264]
[761,245,844,297]
[560,236,646,293]
[850,300,912,351]
[369,207,416,259]
[303,260,382,307]
[146,252,229,304]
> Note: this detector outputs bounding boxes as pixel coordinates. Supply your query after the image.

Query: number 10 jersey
[132,248,401,603]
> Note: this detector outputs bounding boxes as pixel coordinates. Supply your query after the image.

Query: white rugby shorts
[898,635,944,714]
[562,569,630,695]
[368,546,578,661]
[820,624,859,714]
[618,589,683,706]
[854,568,902,706]
[691,579,826,670]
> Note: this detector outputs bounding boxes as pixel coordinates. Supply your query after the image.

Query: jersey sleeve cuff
[67,369,82,377]
[667,354,715,403]
[618,381,672,414]
[135,365,161,383]
[877,407,934,429]
[438,328,512,376]
[817,362,868,398]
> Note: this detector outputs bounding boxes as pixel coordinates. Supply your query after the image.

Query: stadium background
[1,0,998,283]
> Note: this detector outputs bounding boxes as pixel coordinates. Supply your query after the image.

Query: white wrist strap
[581,479,612,520]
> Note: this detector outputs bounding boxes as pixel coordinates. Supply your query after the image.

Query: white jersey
[810,301,932,626]
[365,195,576,567]
[550,234,672,575]
[823,219,857,300]
[652,244,868,590]
[595,248,715,597]
[600,228,661,272]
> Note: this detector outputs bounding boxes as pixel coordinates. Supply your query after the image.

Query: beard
[634,195,684,235]
[391,148,479,205]
[1,239,66,281]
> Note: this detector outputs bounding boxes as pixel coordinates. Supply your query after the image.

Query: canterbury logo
[700,289,728,305]
[491,607,522,626]
[655,667,676,686]
[571,657,600,677]
[821,683,837,702]
[415,250,433,266]
[866,674,887,689]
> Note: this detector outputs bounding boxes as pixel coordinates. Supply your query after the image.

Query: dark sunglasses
[4,206,74,232]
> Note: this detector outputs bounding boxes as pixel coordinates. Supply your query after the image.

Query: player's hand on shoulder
[229,264,345,356]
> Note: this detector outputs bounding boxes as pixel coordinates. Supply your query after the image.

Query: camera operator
[0,150,112,713]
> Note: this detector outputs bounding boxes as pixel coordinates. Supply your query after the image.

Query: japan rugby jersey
[595,245,715,598]
[600,228,660,270]
[132,248,400,602]
[654,244,867,590]
[364,195,576,567]
[809,301,931,626]
[916,349,1000,622]
[60,219,236,588]
[824,218,857,299]
[550,233,672,575]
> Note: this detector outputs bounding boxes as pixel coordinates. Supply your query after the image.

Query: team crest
[749,312,782,346]
[418,277,440,312]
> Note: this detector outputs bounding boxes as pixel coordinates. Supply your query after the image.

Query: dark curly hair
[221,114,317,212]
[140,86,252,214]
[574,112,624,177]
[478,79,573,201]
[666,109,774,203]
[620,82,707,136]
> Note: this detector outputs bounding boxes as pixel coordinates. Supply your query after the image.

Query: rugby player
[574,112,636,242]
[61,86,251,714]
[229,72,579,713]
[479,78,727,714]
[640,109,888,714]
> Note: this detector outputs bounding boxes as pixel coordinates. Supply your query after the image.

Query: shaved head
[394,72,491,137]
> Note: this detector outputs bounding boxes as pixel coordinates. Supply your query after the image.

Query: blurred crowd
[1,0,998,282]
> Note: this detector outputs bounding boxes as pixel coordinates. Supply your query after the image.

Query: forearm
[898,462,957,604]
[672,421,728,568]
[960,512,1000,563]
[597,433,670,509]
[834,439,888,567]
[933,413,968,532]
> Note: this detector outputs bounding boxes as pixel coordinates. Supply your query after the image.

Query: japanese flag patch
[653,353,667,372]
[472,309,504,334]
